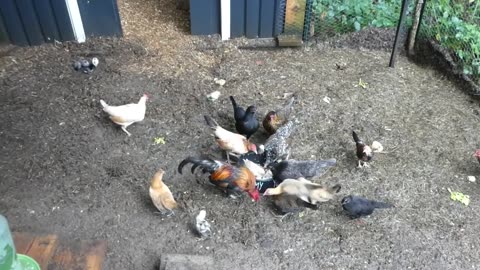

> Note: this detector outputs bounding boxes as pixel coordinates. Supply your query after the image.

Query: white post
[220,0,231,40]
[65,0,86,43]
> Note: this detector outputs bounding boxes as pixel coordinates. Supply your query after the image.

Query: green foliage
[422,0,480,77]
[312,0,408,34]
[311,0,480,80]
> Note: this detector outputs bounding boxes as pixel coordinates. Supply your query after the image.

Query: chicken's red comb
[474,149,480,157]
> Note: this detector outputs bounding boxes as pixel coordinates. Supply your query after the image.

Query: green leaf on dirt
[153,137,166,145]
[448,188,470,206]
[356,78,368,89]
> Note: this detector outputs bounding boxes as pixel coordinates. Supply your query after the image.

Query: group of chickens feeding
[100,93,393,237]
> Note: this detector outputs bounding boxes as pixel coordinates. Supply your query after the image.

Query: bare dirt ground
[2,0,480,269]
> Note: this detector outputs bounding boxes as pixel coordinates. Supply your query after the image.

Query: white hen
[100,94,148,136]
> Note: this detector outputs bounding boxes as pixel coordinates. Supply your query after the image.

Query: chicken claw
[121,126,132,136]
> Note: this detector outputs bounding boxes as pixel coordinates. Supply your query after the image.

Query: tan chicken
[204,115,257,163]
[149,169,177,216]
[263,178,341,205]
[100,94,148,136]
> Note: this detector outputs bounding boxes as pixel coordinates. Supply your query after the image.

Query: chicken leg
[357,160,369,168]
[226,152,231,164]
[121,126,132,136]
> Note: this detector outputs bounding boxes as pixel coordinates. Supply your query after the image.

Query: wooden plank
[24,234,58,270]
[259,0,276,38]
[49,239,107,270]
[51,249,75,270]
[246,0,260,38]
[49,239,81,270]
[12,232,35,254]
[13,232,107,270]
[284,0,306,34]
[83,240,107,270]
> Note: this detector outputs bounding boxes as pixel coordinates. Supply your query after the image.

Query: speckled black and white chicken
[260,120,296,168]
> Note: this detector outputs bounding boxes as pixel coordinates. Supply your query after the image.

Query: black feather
[230,96,246,121]
[352,130,361,143]
[204,115,218,129]
[178,156,220,175]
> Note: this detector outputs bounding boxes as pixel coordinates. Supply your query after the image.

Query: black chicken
[341,195,393,219]
[230,96,259,139]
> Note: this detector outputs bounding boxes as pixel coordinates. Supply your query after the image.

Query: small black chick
[230,96,259,139]
[269,159,336,182]
[352,131,373,168]
[341,195,393,219]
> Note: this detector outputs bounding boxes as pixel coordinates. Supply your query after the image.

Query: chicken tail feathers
[164,198,178,210]
[352,131,361,143]
[281,94,296,120]
[178,156,220,175]
[372,200,393,209]
[320,158,337,167]
[204,115,218,129]
[229,96,238,109]
[100,99,109,109]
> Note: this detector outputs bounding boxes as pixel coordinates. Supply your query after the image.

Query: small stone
[206,91,221,101]
[323,96,331,104]
[213,78,226,86]
[468,176,476,183]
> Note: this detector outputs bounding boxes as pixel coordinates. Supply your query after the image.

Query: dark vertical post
[273,0,286,36]
[389,0,411,68]
[414,0,427,45]
[303,0,313,41]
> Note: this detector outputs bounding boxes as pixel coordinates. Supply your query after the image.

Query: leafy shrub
[311,0,480,80]
[422,0,480,77]
[312,0,408,34]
